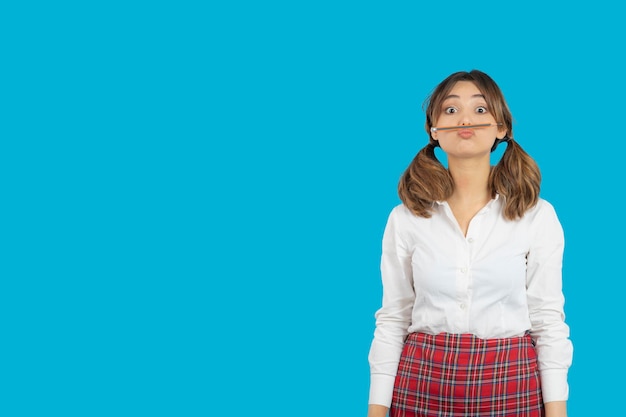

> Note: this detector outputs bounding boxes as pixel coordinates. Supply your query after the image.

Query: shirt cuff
[540,369,569,402]
[368,374,396,407]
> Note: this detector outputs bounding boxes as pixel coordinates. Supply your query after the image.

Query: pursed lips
[457,129,474,138]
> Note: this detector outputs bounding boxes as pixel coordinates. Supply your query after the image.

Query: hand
[544,401,567,417]
[367,404,389,417]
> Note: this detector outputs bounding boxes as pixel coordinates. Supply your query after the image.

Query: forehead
[443,81,484,100]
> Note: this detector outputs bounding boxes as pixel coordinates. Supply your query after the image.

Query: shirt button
[460,303,466,310]
[468,238,474,243]
[460,267,468,273]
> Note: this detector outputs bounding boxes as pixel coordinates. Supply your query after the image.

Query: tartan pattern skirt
[390,332,544,417]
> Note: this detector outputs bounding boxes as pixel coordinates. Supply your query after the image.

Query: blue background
[1,1,619,415]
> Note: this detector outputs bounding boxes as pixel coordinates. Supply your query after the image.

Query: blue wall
[3,1,616,415]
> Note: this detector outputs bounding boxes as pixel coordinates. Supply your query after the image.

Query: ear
[496,126,508,140]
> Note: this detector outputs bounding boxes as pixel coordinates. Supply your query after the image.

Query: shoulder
[389,203,413,218]
[384,203,437,240]
[524,198,559,220]
[387,203,429,224]
[524,198,564,237]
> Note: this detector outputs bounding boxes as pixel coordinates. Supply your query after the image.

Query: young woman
[367,70,573,417]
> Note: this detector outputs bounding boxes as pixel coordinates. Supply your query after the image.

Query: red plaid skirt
[391,332,543,417]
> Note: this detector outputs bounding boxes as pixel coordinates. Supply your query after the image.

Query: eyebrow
[443,94,485,100]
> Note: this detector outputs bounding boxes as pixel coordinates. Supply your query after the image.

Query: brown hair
[398,70,541,220]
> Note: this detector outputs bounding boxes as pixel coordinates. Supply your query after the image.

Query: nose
[458,109,473,125]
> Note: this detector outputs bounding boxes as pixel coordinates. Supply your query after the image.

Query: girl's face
[431,81,507,161]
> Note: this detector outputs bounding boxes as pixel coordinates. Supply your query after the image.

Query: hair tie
[491,136,510,152]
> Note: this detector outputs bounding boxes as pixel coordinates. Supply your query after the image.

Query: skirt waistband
[407,332,533,349]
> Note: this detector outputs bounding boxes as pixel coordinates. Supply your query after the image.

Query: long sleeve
[368,207,415,407]
[526,201,573,402]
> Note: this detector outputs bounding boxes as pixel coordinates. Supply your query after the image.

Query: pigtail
[398,142,454,218]
[489,139,541,220]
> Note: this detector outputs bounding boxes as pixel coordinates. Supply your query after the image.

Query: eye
[444,107,457,114]
[476,106,488,114]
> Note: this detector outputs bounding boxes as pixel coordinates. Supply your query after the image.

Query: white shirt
[368,195,573,406]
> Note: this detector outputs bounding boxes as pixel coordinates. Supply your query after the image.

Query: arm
[368,207,415,409]
[526,201,573,407]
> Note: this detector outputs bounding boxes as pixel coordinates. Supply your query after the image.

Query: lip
[457,129,474,138]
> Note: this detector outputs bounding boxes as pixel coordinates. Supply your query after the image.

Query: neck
[448,159,492,204]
